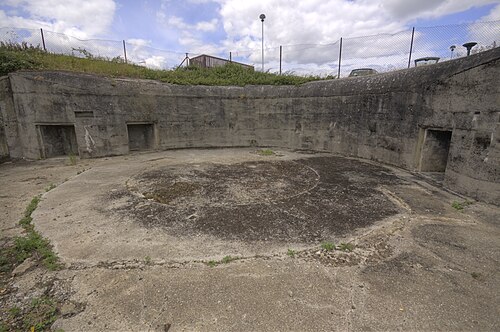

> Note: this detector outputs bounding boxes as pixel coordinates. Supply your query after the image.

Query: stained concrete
[0,48,499,204]
[1,149,499,331]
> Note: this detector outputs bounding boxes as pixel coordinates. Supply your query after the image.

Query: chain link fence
[1,20,499,76]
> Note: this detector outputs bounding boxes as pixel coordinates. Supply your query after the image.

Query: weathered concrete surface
[1,149,499,331]
[32,149,405,265]
[0,48,499,203]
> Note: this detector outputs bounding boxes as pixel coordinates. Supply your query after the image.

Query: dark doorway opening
[127,124,155,151]
[39,125,78,158]
[419,129,452,172]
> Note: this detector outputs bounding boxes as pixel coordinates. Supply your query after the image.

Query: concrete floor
[1,148,499,331]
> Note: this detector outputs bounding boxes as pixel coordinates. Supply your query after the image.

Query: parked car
[414,57,440,67]
[348,68,378,77]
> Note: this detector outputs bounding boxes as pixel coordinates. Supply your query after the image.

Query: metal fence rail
[1,20,499,77]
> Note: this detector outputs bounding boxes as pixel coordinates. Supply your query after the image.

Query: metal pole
[337,37,342,79]
[261,20,265,71]
[40,28,46,51]
[122,40,127,64]
[279,45,282,75]
[408,27,415,68]
[186,53,189,66]
[229,51,232,62]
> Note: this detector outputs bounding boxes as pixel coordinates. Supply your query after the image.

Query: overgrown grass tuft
[339,242,355,252]
[1,42,328,86]
[206,255,240,267]
[259,149,274,156]
[24,196,40,218]
[321,242,336,251]
[15,195,61,270]
[451,200,473,211]
[23,296,58,331]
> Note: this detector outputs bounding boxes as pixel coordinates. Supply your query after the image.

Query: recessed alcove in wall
[37,124,78,158]
[127,123,155,151]
[418,128,453,172]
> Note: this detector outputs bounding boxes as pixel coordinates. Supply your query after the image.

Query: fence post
[279,45,282,75]
[229,51,232,62]
[122,40,127,64]
[408,27,415,68]
[337,37,343,79]
[40,28,46,51]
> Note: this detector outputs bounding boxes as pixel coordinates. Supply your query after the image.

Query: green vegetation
[144,255,152,265]
[68,152,77,166]
[25,196,41,219]
[207,260,218,267]
[1,42,326,86]
[8,306,21,318]
[259,149,274,156]
[339,242,355,252]
[23,297,58,331]
[45,183,56,192]
[471,272,482,280]
[1,196,62,331]
[19,195,40,227]
[15,195,61,270]
[221,255,237,264]
[14,231,59,270]
[287,249,296,258]
[451,200,473,211]
[206,255,239,267]
[321,242,336,251]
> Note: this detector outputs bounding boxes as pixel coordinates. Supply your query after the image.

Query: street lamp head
[259,14,266,22]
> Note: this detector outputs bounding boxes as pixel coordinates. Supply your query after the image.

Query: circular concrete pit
[33,148,406,264]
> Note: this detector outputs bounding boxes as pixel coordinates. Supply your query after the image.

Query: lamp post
[259,13,266,72]
[462,42,477,56]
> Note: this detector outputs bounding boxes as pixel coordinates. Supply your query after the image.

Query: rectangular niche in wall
[127,123,155,151]
[419,129,452,172]
[38,125,78,158]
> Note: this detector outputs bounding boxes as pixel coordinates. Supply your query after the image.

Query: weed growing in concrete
[471,272,482,280]
[321,242,336,251]
[15,195,61,270]
[45,183,56,192]
[14,232,60,270]
[68,152,77,166]
[207,256,239,267]
[451,200,473,211]
[221,255,237,264]
[8,306,21,318]
[24,196,40,218]
[207,260,218,268]
[287,249,296,258]
[18,196,40,228]
[259,149,274,156]
[22,296,58,331]
[339,243,355,252]
[144,256,152,265]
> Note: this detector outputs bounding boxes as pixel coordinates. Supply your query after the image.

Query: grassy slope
[0,43,329,86]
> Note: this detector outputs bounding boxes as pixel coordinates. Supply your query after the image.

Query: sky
[1,0,499,75]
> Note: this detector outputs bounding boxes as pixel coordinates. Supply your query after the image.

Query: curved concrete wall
[1,48,499,204]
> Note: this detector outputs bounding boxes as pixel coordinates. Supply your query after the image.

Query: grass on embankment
[0,42,330,86]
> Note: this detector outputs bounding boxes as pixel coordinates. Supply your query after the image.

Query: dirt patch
[143,182,200,204]
[108,156,404,243]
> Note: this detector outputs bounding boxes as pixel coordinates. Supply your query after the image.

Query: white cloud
[166,16,218,32]
[0,0,116,38]
[481,3,500,20]
[382,0,497,20]
[215,0,500,74]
